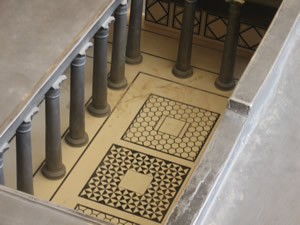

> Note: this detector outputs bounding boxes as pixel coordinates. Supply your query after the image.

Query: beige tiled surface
[3,20,251,225]
[51,74,227,225]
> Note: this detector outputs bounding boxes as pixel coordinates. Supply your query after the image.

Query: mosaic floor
[50,73,227,225]
[2,14,251,225]
[122,94,220,162]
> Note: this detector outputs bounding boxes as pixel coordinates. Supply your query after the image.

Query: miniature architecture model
[1,0,299,225]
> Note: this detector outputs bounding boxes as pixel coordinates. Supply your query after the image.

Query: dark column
[108,2,128,90]
[65,43,92,147]
[215,0,244,91]
[0,143,9,185]
[42,75,66,179]
[172,0,197,78]
[88,17,114,117]
[16,107,39,194]
[126,0,143,64]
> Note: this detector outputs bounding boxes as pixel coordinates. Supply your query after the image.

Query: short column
[0,143,9,185]
[88,17,115,117]
[215,0,244,91]
[42,75,67,179]
[108,1,128,90]
[126,0,143,64]
[65,43,92,147]
[172,0,198,78]
[16,107,39,194]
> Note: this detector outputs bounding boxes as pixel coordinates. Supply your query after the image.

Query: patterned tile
[145,0,170,26]
[204,13,265,50]
[172,3,201,35]
[79,144,190,223]
[238,24,265,50]
[122,94,220,161]
[75,204,139,225]
[204,14,227,41]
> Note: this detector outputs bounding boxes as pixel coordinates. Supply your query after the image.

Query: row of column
[99,0,244,91]
[0,0,137,194]
[0,75,66,194]
[0,0,243,194]
[174,0,245,91]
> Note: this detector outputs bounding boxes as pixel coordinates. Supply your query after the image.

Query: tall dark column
[65,43,92,147]
[126,0,143,64]
[0,143,9,185]
[215,0,244,91]
[172,0,197,78]
[16,107,39,194]
[108,2,128,90]
[42,75,66,179]
[88,17,115,117]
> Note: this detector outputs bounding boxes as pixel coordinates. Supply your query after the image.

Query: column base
[215,77,236,91]
[107,72,128,90]
[172,65,193,78]
[87,103,111,117]
[65,132,89,147]
[41,164,66,180]
[126,54,143,65]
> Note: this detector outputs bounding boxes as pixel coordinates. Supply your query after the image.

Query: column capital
[226,0,245,4]
[115,2,128,15]
[52,75,67,90]
[79,42,93,56]
[121,0,127,5]
[24,106,39,123]
[0,143,9,156]
[102,16,115,29]
[0,143,9,185]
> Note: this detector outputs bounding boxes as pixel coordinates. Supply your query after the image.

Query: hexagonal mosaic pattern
[79,144,190,223]
[122,94,220,161]
[75,204,139,225]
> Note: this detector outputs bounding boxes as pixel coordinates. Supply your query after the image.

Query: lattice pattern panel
[172,3,201,35]
[75,204,139,225]
[145,0,170,26]
[204,13,265,50]
[79,144,190,223]
[122,94,220,162]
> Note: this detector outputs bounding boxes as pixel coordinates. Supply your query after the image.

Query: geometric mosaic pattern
[204,13,265,50]
[75,204,139,225]
[122,94,220,162]
[145,0,170,26]
[238,23,265,50]
[172,3,201,35]
[79,144,190,223]
[144,0,266,51]
[204,14,228,42]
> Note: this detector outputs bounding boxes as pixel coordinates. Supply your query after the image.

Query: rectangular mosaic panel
[122,94,220,162]
[145,0,170,26]
[204,13,265,50]
[79,144,190,223]
[75,204,139,225]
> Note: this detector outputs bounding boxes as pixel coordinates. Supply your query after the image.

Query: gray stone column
[16,107,39,194]
[88,17,114,117]
[65,43,92,147]
[108,1,128,90]
[215,0,244,91]
[172,0,197,78]
[126,0,143,64]
[42,75,67,179]
[0,143,9,185]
